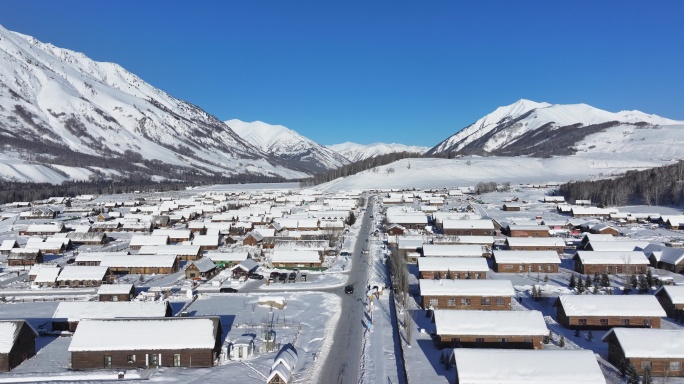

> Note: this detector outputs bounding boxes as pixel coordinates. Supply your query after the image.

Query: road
[319,195,375,384]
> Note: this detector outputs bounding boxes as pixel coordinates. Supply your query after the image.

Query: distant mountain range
[326,142,428,162]
[2,24,683,185]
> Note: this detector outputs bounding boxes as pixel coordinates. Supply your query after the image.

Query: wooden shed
[0,320,38,372]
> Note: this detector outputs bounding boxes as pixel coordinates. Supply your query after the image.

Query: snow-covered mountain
[0,24,308,183]
[427,99,684,157]
[225,119,349,174]
[327,142,428,162]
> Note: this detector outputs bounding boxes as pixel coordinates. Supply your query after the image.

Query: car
[345,285,354,294]
[288,272,297,282]
[66,258,75,264]
[278,273,287,283]
[249,273,264,280]
[219,287,238,293]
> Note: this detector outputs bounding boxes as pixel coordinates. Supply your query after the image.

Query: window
[475,338,485,343]
[447,298,457,306]
[616,266,622,273]
[429,299,438,307]
[622,319,631,326]
[474,273,481,279]
[670,361,682,371]
[600,319,608,326]
[173,354,181,367]
[127,354,136,363]
[578,319,587,326]
[547,265,553,271]
[112,295,119,302]
[519,265,524,271]
[104,355,112,368]
[495,298,505,306]
[644,319,652,327]
[460,298,471,306]
[641,361,651,370]
[504,265,513,270]
[523,338,532,343]
[538,265,543,272]
[501,338,508,343]
[481,298,491,306]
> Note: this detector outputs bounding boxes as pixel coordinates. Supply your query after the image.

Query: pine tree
[630,274,638,289]
[447,269,453,280]
[642,365,653,384]
[646,268,654,287]
[345,212,356,226]
[587,330,593,342]
[569,273,576,288]
[638,275,649,293]
[618,357,628,377]
[576,277,585,293]
[558,335,565,347]
[543,330,552,344]
[544,274,549,282]
[600,273,610,288]
[574,327,580,337]
[585,274,593,288]
[626,362,640,384]
[439,351,445,367]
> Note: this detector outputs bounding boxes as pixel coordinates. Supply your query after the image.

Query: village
[0,183,683,383]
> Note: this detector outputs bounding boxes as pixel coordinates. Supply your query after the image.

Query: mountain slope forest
[559,161,684,207]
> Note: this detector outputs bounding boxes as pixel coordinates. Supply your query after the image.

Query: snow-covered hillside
[327,142,428,162]
[318,156,671,192]
[427,99,683,157]
[0,24,307,183]
[225,119,349,174]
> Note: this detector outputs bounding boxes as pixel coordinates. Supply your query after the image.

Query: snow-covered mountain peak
[327,142,428,162]
[226,119,349,173]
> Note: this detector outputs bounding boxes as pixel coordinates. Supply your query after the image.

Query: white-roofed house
[654,285,684,318]
[433,309,548,349]
[54,266,112,288]
[603,328,684,376]
[419,279,514,310]
[554,294,666,329]
[452,349,605,384]
[504,237,566,253]
[267,344,298,384]
[185,258,218,280]
[231,258,259,278]
[492,250,560,273]
[205,252,249,269]
[97,284,135,302]
[129,235,169,250]
[422,244,489,258]
[52,300,171,332]
[504,224,550,237]
[0,240,18,256]
[191,235,220,251]
[584,240,650,252]
[151,229,192,243]
[418,257,489,280]
[31,266,61,288]
[572,251,649,275]
[442,219,495,236]
[7,249,43,267]
[0,320,38,371]
[99,254,179,274]
[243,231,264,247]
[648,247,684,274]
[271,250,322,268]
[137,245,202,261]
[68,317,222,369]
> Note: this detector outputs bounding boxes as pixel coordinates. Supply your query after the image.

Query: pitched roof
[557,295,666,317]
[434,310,548,336]
[419,279,515,297]
[602,328,684,358]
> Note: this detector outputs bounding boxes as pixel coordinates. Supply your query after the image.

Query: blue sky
[1,1,683,146]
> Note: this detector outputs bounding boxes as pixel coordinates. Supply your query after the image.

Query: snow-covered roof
[0,320,36,354]
[419,279,514,297]
[267,363,292,384]
[205,252,248,262]
[0,240,17,251]
[138,245,201,256]
[493,250,560,264]
[272,250,321,263]
[557,295,666,317]
[505,237,565,247]
[422,244,487,257]
[99,255,177,268]
[56,266,108,281]
[53,301,169,322]
[151,229,192,239]
[573,251,649,265]
[442,219,494,230]
[129,235,168,247]
[191,235,219,247]
[602,328,684,358]
[418,257,489,272]
[272,345,298,371]
[654,285,684,304]
[507,224,549,232]
[586,241,650,252]
[33,266,61,283]
[97,284,134,295]
[581,233,615,242]
[452,349,605,384]
[188,258,216,273]
[653,247,684,265]
[442,236,493,245]
[68,317,219,352]
[434,310,547,336]
[234,258,259,272]
[74,251,129,262]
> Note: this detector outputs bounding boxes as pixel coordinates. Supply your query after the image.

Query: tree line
[559,161,684,207]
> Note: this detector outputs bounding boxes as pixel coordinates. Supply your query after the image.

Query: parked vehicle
[220,287,238,293]
[345,285,354,294]
[288,272,297,282]
[278,273,287,283]
[249,273,264,280]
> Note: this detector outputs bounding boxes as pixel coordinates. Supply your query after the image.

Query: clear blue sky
[2,1,683,147]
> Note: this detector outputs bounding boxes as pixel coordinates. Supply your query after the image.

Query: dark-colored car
[249,273,264,280]
[288,272,297,282]
[219,287,238,293]
[345,285,354,294]
[66,258,75,264]
[278,273,287,283]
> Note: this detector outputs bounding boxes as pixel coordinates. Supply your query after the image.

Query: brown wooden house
[492,250,560,273]
[97,284,136,302]
[554,295,666,330]
[442,220,495,236]
[603,328,684,377]
[417,257,489,280]
[504,237,565,253]
[654,285,684,318]
[52,301,171,332]
[68,317,223,369]
[571,251,649,275]
[0,320,38,371]
[185,258,218,280]
[419,279,514,310]
[433,310,548,349]
[7,249,43,267]
[504,225,549,238]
